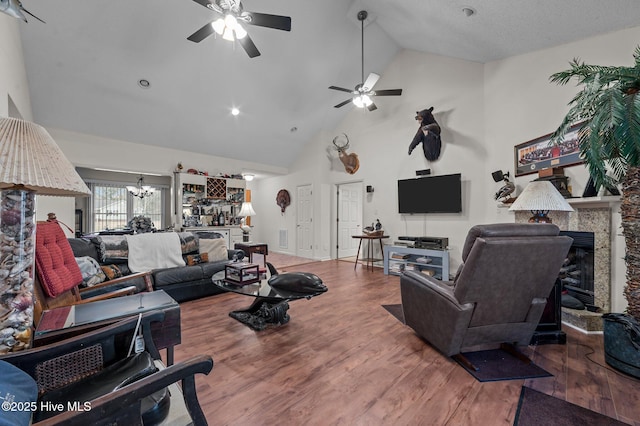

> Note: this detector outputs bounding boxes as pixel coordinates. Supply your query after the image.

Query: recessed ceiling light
[462,7,476,17]
[138,79,150,89]
[231,107,240,116]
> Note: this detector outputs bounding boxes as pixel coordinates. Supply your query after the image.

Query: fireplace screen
[559,231,595,306]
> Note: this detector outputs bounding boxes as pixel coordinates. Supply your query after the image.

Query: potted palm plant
[550,46,640,378]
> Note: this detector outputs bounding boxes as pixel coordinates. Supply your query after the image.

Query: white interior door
[337,182,363,258]
[296,185,313,258]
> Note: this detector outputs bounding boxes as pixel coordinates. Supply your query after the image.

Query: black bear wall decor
[408,107,442,161]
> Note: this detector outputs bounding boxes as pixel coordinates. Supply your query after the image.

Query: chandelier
[127,176,155,199]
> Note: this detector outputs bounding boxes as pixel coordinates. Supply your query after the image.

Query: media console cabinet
[383,245,450,280]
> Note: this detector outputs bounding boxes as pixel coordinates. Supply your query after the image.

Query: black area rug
[456,348,552,382]
[514,386,625,426]
[382,304,404,323]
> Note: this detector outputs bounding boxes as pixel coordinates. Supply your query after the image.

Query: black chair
[400,223,572,366]
[0,311,212,425]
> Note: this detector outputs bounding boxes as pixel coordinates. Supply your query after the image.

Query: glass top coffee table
[212,266,327,330]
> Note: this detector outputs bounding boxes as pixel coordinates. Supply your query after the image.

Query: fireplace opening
[559,231,595,307]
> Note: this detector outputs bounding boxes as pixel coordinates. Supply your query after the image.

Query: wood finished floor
[173,259,640,425]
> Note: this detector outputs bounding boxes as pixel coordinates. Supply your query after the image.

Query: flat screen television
[398,173,462,214]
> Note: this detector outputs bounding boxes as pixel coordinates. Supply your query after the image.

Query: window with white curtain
[88,182,166,232]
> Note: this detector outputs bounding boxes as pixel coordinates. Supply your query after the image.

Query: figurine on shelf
[364,219,383,236]
[492,170,516,203]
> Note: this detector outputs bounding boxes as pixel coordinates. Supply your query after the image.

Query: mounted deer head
[332,134,360,174]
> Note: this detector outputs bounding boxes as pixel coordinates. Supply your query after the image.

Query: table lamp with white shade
[0,117,90,353]
[237,201,256,242]
[509,180,573,223]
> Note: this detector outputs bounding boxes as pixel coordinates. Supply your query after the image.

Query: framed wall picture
[514,123,584,177]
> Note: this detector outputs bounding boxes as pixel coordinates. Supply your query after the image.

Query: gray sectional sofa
[68,232,244,302]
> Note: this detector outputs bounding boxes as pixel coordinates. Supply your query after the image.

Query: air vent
[279,229,288,249]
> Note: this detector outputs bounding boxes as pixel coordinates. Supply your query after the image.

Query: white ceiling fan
[0,0,44,22]
[328,10,402,111]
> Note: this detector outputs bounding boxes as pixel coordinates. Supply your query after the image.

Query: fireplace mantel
[567,195,621,208]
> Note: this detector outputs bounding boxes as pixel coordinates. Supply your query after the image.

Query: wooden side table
[352,235,389,271]
[234,242,268,266]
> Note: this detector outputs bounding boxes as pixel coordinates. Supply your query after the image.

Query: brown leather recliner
[400,223,572,357]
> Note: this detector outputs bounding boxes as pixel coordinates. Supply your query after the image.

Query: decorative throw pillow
[75,256,106,287]
[199,238,228,263]
[186,253,209,266]
[101,264,123,280]
[91,236,129,263]
[177,232,199,255]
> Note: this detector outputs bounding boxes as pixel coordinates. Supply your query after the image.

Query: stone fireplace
[515,195,622,332]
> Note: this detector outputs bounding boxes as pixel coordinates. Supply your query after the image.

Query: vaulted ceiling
[17,0,640,169]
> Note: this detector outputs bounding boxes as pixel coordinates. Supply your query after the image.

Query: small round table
[351,235,389,271]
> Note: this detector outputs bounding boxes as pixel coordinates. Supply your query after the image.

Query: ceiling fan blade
[21,6,45,23]
[238,34,261,58]
[187,22,215,43]
[191,0,214,9]
[334,99,353,109]
[373,89,403,96]
[329,86,354,94]
[367,103,378,112]
[191,0,223,14]
[362,73,380,92]
[245,12,291,31]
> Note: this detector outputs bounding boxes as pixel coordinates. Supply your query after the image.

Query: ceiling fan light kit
[353,94,373,108]
[328,10,402,111]
[212,14,248,40]
[188,0,291,58]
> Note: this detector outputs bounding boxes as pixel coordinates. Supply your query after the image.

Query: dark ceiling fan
[187,0,291,58]
[329,10,402,111]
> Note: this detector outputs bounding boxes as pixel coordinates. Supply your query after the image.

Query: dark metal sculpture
[230,300,290,330]
[408,107,442,161]
[226,266,327,330]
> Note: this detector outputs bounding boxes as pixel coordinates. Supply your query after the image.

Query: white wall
[48,128,288,178]
[483,26,640,312]
[253,49,485,273]
[0,15,32,119]
[45,127,288,230]
[253,26,639,313]
[0,16,73,232]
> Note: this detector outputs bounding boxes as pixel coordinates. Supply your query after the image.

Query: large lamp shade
[509,180,573,223]
[0,117,90,195]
